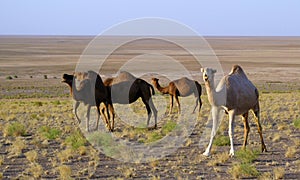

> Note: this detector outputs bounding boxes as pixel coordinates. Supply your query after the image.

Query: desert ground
[0,36,299,179]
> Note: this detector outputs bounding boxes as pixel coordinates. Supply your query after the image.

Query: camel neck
[154,81,169,94]
[205,79,225,107]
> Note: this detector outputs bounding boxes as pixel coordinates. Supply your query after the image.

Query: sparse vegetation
[65,130,86,149]
[228,163,259,179]
[57,165,72,179]
[235,148,260,164]
[25,150,38,163]
[213,135,230,146]
[39,126,61,140]
[293,119,300,129]
[6,76,13,80]
[4,122,27,137]
[273,167,285,179]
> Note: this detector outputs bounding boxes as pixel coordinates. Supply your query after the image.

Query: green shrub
[39,126,61,140]
[161,120,177,135]
[65,130,86,149]
[236,148,260,164]
[293,119,300,129]
[4,122,27,137]
[229,163,259,178]
[6,76,13,80]
[33,101,43,107]
[213,135,230,146]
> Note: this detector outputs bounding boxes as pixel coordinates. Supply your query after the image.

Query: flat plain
[0,36,299,179]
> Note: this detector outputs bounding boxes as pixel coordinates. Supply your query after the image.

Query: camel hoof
[202,152,210,157]
[229,151,235,157]
[147,126,156,130]
[262,146,267,152]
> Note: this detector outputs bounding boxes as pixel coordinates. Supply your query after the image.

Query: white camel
[201,65,267,156]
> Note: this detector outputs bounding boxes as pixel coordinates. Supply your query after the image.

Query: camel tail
[149,84,155,95]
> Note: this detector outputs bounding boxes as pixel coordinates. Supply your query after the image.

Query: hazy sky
[1,0,299,36]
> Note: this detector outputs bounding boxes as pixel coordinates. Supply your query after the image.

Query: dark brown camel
[104,71,158,128]
[151,77,202,114]
[61,71,114,132]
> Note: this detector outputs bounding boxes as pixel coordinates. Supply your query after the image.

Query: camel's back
[224,66,258,113]
[173,77,196,96]
[111,71,136,85]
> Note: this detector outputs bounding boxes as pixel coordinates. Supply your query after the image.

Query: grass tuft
[228,163,259,179]
[273,167,285,179]
[65,130,86,149]
[235,148,260,164]
[161,120,177,135]
[4,122,27,137]
[25,150,38,163]
[213,135,230,146]
[58,165,72,179]
[293,119,300,129]
[39,126,61,140]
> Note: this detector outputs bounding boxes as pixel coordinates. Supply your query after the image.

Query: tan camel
[201,65,267,156]
[104,71,158,129]
[151,77,202,114]
[62,71,114,132]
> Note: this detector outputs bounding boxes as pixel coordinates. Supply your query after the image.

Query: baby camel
[201,65,267,156]
[151,77,202,114]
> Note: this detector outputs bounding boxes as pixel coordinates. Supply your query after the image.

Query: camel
[151,77,202,114]
[61,71,114,132]
[201,65,267,156]
[103,71,158,129]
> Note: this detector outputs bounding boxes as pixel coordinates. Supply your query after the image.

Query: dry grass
[207,152,230,167]
[25,150,38,163]
[285,146,297,158]
[273,167,285,179]
[57,165,72,180]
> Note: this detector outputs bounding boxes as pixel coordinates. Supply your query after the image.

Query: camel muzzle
[204,75,208,81]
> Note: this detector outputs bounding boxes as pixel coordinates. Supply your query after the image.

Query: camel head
[201,68,216,83]
[61,73,74,85]
[151,78,159,85]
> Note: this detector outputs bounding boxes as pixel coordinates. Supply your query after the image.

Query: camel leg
[86,105,91,132]
[73,101,81,123]
[142,99,152,128]
[203,106,221,156]
[242,112,250,150]
[192,98,198,114]
[174,95,180,114]
[148,98,158,129]
[108,103,115,132]
[252,108,267,152]
[99,104,111,132]
[169,95,174,114]
[228,110,236,157]
[199,97,202,112]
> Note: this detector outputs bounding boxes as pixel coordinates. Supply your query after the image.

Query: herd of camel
[62,65,267,157]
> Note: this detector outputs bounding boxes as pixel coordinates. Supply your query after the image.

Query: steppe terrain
[0,36,299,179]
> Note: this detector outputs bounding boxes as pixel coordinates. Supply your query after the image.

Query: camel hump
[86,70,104,89]
[229,65,248,79]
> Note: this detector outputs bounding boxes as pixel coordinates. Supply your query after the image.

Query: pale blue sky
[0,0,299,36]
